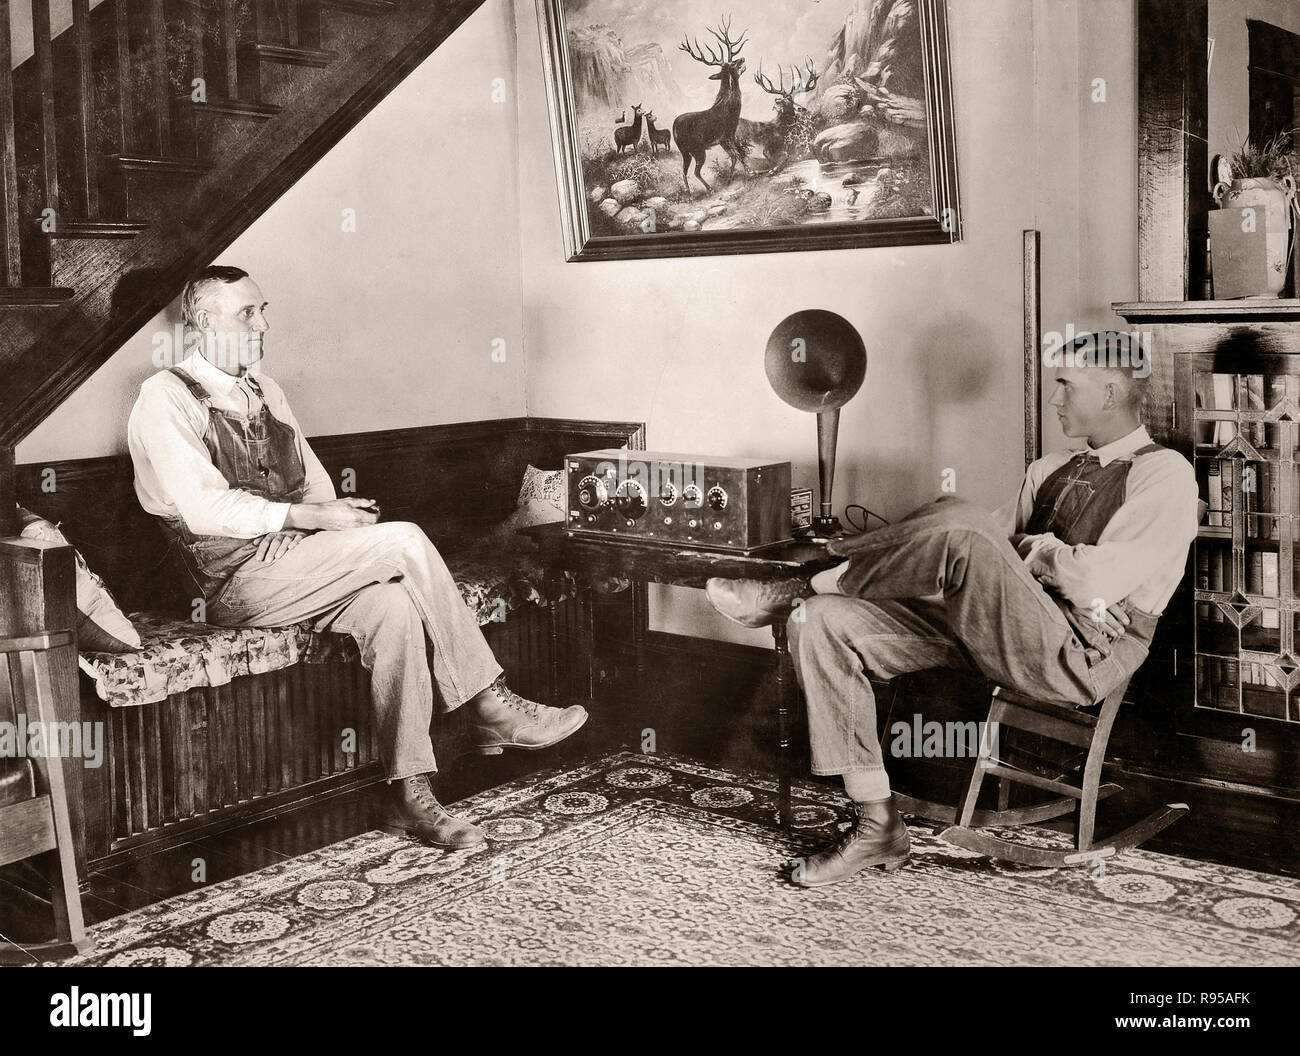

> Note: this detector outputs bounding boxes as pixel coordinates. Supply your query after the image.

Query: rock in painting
[610,179,642,204]
[814,122,880,163]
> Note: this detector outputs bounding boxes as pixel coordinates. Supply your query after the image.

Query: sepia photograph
[0,0,1295,1025]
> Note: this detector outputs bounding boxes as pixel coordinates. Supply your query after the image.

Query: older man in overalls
[128,266,587,850]
[707,336,1200,887]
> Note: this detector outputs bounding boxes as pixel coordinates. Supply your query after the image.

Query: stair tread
[320,0,399,11]
[44,221,149,239]
[173,96,283,119]
[240,43,338,67]
[104,155,210,175]
[0,287,74,306]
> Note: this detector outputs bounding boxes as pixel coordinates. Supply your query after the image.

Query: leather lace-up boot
[468,677,588,755]
[705,577,815,628]
[791,795,911,887]
[382,774,485,850]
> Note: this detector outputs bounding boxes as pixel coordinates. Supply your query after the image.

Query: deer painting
[672,17,750,195]
[614,104,644,155]
[645,112,673,157]
[738,60,820,176]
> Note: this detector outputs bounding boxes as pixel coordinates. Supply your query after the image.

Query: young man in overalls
[127,266,588,850]
[706,335,1200,887]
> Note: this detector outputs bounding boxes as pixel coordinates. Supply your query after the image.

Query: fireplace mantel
[1114,300,1300,323]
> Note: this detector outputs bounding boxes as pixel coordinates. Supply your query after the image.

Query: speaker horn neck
[817,408,840,522]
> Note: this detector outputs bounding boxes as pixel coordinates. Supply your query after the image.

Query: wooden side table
[521,524,841,829]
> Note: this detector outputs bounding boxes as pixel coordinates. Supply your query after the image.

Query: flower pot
[1211,175,1294,295]
[1212,175,1297,297]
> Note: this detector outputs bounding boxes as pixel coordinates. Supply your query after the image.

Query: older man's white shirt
[127,351,335,539]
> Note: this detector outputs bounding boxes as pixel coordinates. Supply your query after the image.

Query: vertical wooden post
[1023,229,1042,468]
[221,0,239,99]
[70,0,99,216]
[115,0,133,154]
[285,0,300,46]
[189,0,207,87]
[0,0,23,286]
[31,1,60,218]
[149,0,171,155]
[1136,0,1209,301]
[254,0,275,43]
[0,446,16,536]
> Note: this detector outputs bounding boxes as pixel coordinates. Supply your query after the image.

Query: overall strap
[168,367,211,403]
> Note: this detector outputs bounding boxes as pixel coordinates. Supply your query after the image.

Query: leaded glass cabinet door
[1177,352,1300,737]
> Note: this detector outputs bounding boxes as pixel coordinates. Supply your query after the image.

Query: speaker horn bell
[764,309,867,540]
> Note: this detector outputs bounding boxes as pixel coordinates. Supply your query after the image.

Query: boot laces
[406,775,443,813]
[492,677,545,720]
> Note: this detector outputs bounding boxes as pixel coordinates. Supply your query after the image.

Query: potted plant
[1211,132,1299,298]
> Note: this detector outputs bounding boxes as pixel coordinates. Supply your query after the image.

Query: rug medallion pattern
[64,753,1300,966]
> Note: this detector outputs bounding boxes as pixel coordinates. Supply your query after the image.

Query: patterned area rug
[68,752,1300,966]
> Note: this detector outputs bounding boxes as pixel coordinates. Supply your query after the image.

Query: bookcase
[1177,352,1300,724]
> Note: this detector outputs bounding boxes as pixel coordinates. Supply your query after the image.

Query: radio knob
[614,480,648,519]
[707,486,729,511]
[682,484,704,509]
[658,482,679,507]
[577,475,607,510]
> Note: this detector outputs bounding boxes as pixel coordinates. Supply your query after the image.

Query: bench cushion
[78,538,577,708]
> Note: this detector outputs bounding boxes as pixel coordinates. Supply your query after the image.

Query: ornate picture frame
[535,0,963,262]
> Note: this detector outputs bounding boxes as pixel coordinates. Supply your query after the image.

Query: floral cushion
[78,539,596,708]
[77,612,359,709]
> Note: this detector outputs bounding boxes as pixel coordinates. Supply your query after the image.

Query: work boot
[467,677,588,755]
[790,796,911,887]
[705,577,815,628]
[381,774,485,850]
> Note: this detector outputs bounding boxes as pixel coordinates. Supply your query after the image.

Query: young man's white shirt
[810,426,1199,616]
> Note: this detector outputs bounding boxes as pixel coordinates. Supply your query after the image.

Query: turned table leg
[772,621,794,831]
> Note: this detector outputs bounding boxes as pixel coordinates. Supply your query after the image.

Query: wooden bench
[4,416,643,879]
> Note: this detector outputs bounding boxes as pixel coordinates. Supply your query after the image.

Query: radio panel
[564,450,792,552]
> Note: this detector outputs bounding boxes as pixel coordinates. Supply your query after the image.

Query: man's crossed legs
[206,520,588,849]
[709,497,1135,886]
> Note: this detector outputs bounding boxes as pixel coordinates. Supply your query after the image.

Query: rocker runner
[706,336,1199,887]
[127,266,588,851]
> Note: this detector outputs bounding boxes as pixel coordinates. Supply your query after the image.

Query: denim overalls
[156,366,307,602]
[1025,443,1164,656]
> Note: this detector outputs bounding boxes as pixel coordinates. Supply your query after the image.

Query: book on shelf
[1212,374,1237,446]
[1196,547,1210,622]
[1207,460,1227,528]
[1208,547,1225,623]
[1246,374,1266,447]
[1262,553,1280,628]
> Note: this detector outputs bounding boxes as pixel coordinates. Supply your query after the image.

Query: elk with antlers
[614,104,644,155]
[672,16,750,195]
[737,59,820,176]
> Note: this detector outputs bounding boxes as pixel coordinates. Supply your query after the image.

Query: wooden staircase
[0,0,486,523]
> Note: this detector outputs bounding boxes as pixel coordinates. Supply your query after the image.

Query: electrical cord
[844,503,891,533]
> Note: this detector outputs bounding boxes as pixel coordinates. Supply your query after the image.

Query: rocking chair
[893,679,1189,868]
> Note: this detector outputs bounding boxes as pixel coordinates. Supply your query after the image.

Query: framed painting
[535,0,962,261]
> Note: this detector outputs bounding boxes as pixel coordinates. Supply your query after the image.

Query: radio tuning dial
[682,484,704,509]
[658,482,678,507]
[576,475,608,509]
[614,480,648,519]
[707,485,729,511]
